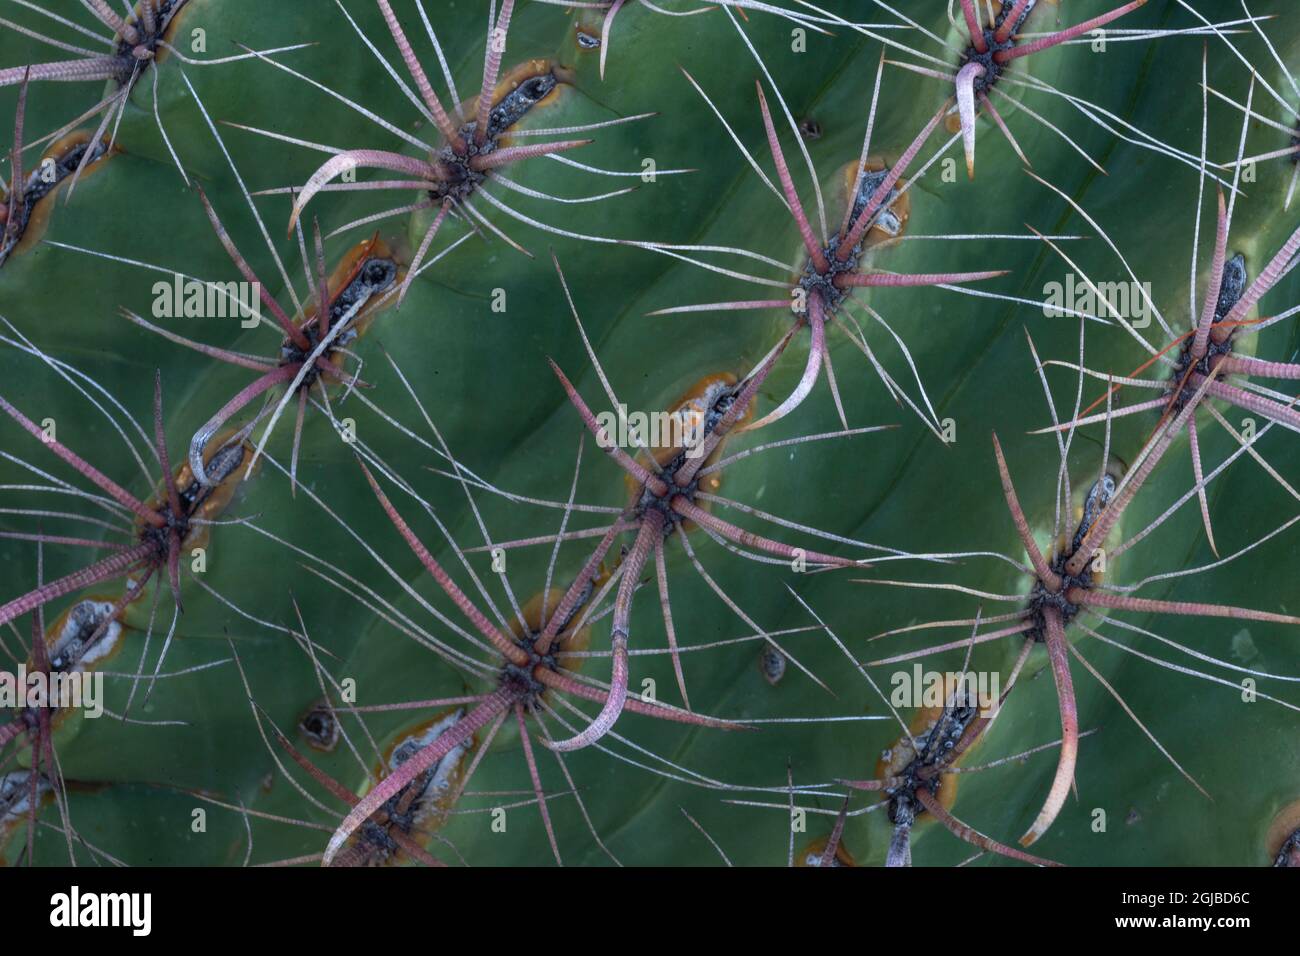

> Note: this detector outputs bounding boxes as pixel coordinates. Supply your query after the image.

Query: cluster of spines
[1,0,1299,868]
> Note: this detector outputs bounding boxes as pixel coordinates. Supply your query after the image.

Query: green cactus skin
[1,0,1299,869]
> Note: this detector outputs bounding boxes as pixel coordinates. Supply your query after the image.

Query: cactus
[1,0,1298,869]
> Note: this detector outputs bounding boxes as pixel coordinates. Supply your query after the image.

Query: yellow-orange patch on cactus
[141,430,257,555]
[125,0,195,70]
[1266,799,1300,866]
[348,708,477,866]
[461,59,573,147]
[6,132,115,260]
[874,673,977,816]
[512,588,597,667]
[34,595,127,674]
[836,156,910,248]
[797,836,856,867]
[302,234,407,360]
[624,373,749,526]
